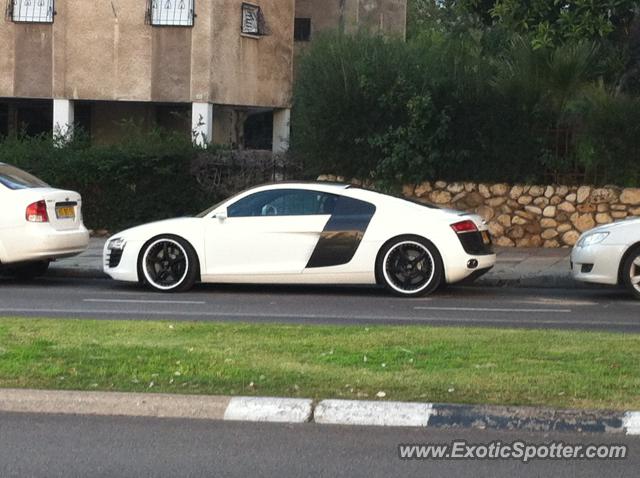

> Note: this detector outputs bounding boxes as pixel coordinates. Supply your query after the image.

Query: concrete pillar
[272,108,291,154]
[53,99,74,142]
[192,102,213,146]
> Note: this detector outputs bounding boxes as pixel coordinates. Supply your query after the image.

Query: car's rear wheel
[377,236,443,297]
[3,261,50,280]
[139,236,198,293]
[622,246,640,300]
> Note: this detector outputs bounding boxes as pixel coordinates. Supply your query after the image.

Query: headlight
[577,232,609,247]
[107,237,127,250]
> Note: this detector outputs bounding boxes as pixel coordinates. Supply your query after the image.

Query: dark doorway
[244,111,273,150]
[0,103,8,137]
[16,101,52,136]
[155,103,191,136]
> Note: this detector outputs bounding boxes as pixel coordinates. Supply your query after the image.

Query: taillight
[26,200,49,223]
[451,220,477,233]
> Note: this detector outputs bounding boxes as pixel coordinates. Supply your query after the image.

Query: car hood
[110,217,201,241]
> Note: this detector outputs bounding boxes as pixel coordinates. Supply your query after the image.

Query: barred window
[241,2,266,36]
[10,0,54,23]
[294,18,311,41]
[149,0,194,27]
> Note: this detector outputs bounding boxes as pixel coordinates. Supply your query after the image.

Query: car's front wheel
[622,246,640,300]
[139,236,198,293]
[377,236,443,297]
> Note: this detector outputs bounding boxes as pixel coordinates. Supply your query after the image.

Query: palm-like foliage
[493,37,597,122]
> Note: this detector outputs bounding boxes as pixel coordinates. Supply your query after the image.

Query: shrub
[292,30,640,187]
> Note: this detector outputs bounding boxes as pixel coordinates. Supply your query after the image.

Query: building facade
[0,0,406,151]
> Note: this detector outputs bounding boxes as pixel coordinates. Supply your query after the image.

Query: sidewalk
[49,239,576,288]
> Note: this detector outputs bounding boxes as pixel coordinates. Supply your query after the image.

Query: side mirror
[214,210,228,222]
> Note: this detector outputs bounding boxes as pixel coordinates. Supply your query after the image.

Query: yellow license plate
[482,231,491,244]
[56,206,75,219]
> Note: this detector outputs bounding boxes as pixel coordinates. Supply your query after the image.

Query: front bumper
[571,244,626,285]
[103,239,142,283]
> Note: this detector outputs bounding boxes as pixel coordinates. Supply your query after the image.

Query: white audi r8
[0,162,90,278]
[104,183,496,296]
[571,218,640,299]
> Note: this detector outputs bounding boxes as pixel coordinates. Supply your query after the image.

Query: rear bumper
[1,225,90,264]
[446,253,497,284]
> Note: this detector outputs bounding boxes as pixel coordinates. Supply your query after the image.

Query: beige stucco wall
[294,0,406,38]
[0,0,294,108]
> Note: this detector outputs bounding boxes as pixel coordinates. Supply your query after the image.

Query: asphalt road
[0,276,639,332]
[0,412,636,478]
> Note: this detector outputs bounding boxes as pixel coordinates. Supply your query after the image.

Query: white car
[104,183,496,296]
[571,218,640,299]
[0,162,90,278]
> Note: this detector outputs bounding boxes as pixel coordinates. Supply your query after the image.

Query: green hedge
[292,31,640,188]
[0,130,219,231]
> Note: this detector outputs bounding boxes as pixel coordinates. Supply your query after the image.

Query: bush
[292,30,640,187]
[576,91,640,186]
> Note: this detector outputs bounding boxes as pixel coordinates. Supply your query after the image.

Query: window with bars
[294,18,311,41]
[148,0,194,27]
[8,0,54,23]
[241,2,267,36]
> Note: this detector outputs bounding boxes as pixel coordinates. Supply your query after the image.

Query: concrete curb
[1,389,638,435]
[47,267,108,280]
[427,403,625,434]
[315,399,432,427]
[475,275,589,289]
[44,267,588,289]
[224,397,313,423]
[0,389,230,420]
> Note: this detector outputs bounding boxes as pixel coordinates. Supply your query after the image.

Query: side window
[227,189,337,218]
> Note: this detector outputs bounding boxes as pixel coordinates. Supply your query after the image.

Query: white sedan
[571,218,640,299]
[104,183,496,296]
[0,162,90,278]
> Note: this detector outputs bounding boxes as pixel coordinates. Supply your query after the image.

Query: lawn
[0,317,638,410]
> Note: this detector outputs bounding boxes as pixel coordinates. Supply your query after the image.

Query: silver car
[571,218,640,299]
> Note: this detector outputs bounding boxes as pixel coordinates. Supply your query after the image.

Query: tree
[490,0,638,49]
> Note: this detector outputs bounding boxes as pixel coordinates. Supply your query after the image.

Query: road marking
[414,306,572,313]
[83,299,206,305]
[0,308,638,327]
[517,298,597,306]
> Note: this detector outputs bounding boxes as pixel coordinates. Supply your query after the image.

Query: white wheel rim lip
[142,239,189,291]
[630,254,640,293]
[382,241,436,295]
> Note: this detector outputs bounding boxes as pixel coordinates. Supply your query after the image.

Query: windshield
[0,164,49,190]
[196,200,227,218]
[196,188,254,217]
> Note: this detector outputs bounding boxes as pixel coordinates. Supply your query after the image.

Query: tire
[138,235,199,293]
[376,236,443,297]
[5,261,50,280]
[621,246,640,300]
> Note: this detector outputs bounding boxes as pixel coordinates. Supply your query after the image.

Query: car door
[204,188,337,276]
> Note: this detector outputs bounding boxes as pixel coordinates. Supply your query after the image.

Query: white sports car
[104,183,496,296]
[571,218,640,299]
[0,162,90,278]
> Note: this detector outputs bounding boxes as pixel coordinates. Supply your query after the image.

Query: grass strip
[0,317,638,410]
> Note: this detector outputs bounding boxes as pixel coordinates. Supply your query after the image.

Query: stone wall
[404,182,640,247]
[318,176,640,247]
